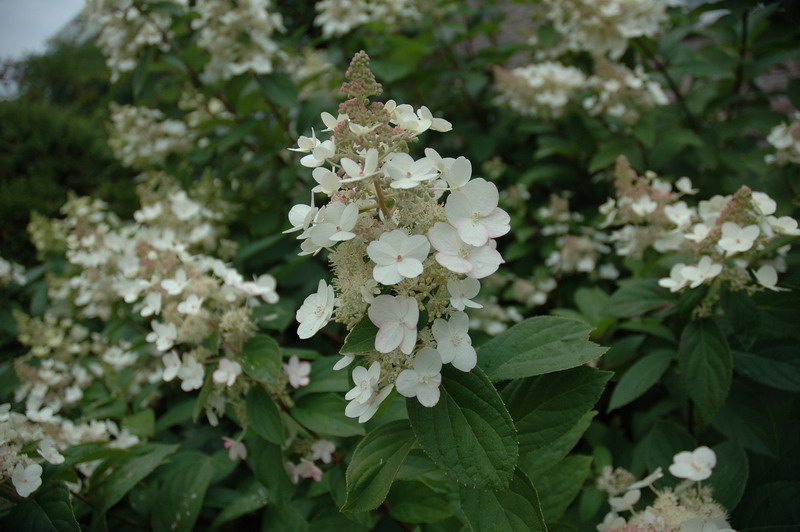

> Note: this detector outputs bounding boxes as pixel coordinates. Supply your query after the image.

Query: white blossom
[432,312,476,372]
[12,463,43,498]
[669,446,716,481]
[296,280,335,339]
[284,356,311,388]
[447,278,483,311]
[213,358,242,387]
[445,178,510,247]
[395,347,443,407]
[367,230,431,285]
[368,295,419,354]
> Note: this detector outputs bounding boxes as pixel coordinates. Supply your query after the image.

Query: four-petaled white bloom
[675,177,698,195]
[161,269,189,295]
[753,265,788,292]
[341,148,379,183]
[368,295,419,354]
[658,263,689,292]
[213,358,242,387]
[631,196,658,217]
[311,439,336,464]
[383,153,438,189]
[12,463,43,498]
[300,138,335,168]
[767,215,800,235]
[751,191,776,216]
[285,200,318,234]
[345,361,382,404]
[428,222,504,279]
[312,167,342,195]
[306,201,359,248]
[609,489,641,512]
[345,384,394,424]
[718,222,759,256]
[669,446,716,481]
[395,347,443,407]
[222,437,247,461]
[38,437,65,465]
[162,351,182,382]
[178,354,205,391]
[682,256,722,288]
[447,278,483,311]
[147,320,177,352]
[284,355,311,388]
[177,294,205,315]
[296,280,335,339]
[445,178,510,247]
[367,230,431,285]
[432,312,476,372]
[289,130,319,153]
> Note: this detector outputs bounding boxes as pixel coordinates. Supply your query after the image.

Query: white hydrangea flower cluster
[108,103,195,169]
[596,446,735,532]
[544,0,674,59]
[599,158,798,297]
[314,0,424,38]
[290,52,510,421]
[1,401,141,498]
[765,111,800,166]
[0,256,26,286]
[87,0,185,81]
[494,62,587,119]
[191,0,286,83]
[583,57,670,125]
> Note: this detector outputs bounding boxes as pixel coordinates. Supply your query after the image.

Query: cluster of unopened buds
[597,446,735,532]
[288,51,510,422]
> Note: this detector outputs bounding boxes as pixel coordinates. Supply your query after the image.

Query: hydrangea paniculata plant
[289,51,510,421]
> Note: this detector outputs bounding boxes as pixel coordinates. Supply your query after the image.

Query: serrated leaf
[246,385,284,445]
[340,317,379,355]
[679,320,732,418]
[607,350,673,412]
[535,455,592,522]
[341,420,415,512]
[4,482,80,532]
[503,367,610,457]
[607,280,676,318]
[292,393,365,437]
[459,468,547,532]
[261,503,309,532]
[151,453,214,532]
[478,317,607,382]
[408,366,518,490]
[236,335,282,385]
[711,383,779,457]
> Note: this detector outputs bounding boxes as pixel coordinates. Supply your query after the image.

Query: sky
[0,0,86,60]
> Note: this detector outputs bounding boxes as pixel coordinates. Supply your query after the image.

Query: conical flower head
[342,50,382,100]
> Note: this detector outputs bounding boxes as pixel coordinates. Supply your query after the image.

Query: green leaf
[246,436,294,504]
[151,453,214,532]
[408,366,518,490]
[122,409,155,438]
[521,411,595,478]
[708,441,748,511]
[607,280,676,318]
[607,349,673,412]
[678,320,732,418]
[733,347,800,392]
[294,356,349,398]
[94,444,180,516]
[387,481,453,523]
[721,289,760,349]
[261,503,308,532]
[341,420,415,512]
[340,317,379,355]
[4,482,80,532]
[246,385,284,445]
[733,481,800,529]
[208,478,269,531]
[535,455,592,522]
[237,335,282,385]
[478,317,607,382]
[503,367,610,458]
[259,73,299,108]
[711,383,779,457]
[642,421,695,475]
[292,393,365,437]
[459,468,547,532]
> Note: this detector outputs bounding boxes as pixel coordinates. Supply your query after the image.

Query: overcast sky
[0,0,86,60]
